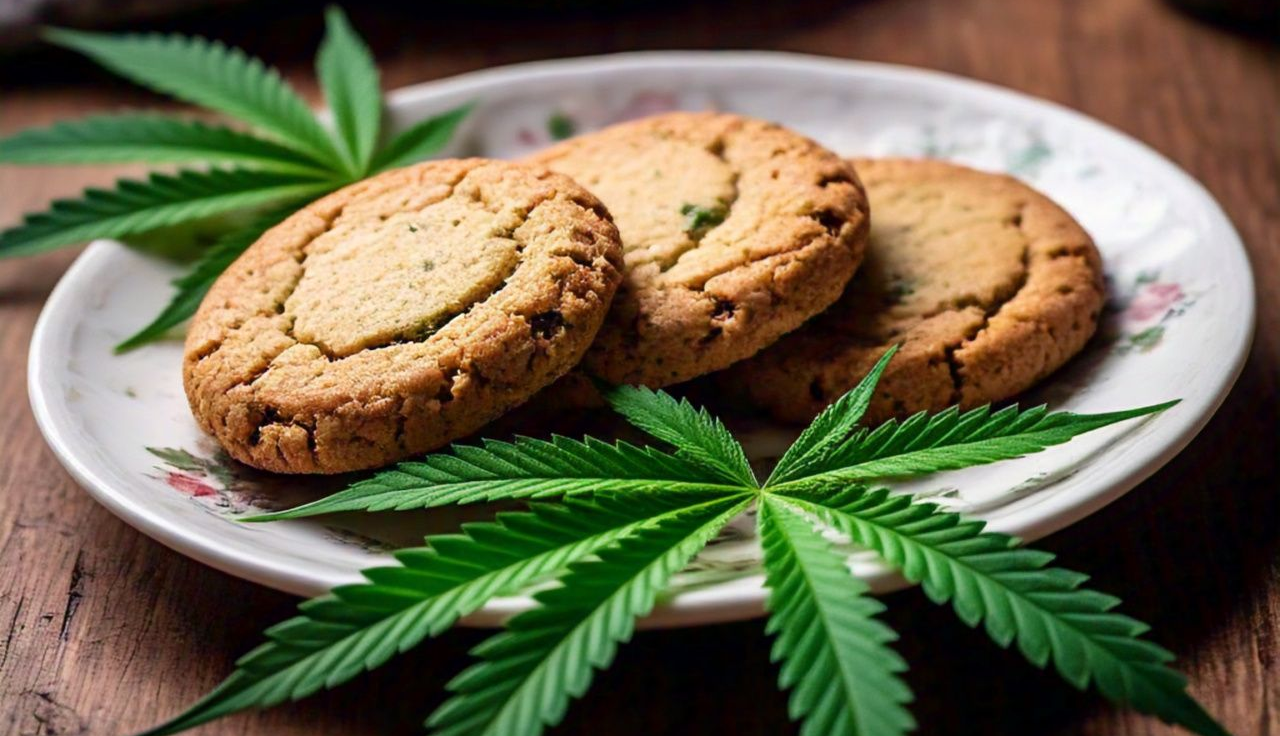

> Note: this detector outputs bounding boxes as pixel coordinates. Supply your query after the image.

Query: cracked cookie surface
[183,159,623,474]
[526,112,869,386]
[723,158,1105,424]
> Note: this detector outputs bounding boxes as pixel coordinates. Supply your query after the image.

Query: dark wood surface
[1,0,1276,733]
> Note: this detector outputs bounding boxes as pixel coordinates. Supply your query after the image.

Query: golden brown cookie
[184,159,623,474]
[526,111,869,386]
[723,157,1105,424]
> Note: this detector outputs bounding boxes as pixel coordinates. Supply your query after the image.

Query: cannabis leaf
[768,345,898,485]
[370,104,473,174]
[315,5,382,175]
[773,400,1176,486]
[768,344,1175,486]
[245,435,743,521]
[141,344,1225,736]
[114,204,299,351]
[602,383,757,487]
[268,385,1170,524]
[0,114,328,175]
[428,495,749,736]
[0,169,332,259]
[780,485,1228,736]
[44,27,343,166]
[0,7,472,351]
[766,342,1174,487]
[759,496,913,736]
[139,493,738,736]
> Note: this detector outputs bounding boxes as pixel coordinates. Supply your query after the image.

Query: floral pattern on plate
[1105,271,1197,354]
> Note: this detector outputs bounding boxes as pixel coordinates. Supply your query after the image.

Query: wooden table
[2,0,1276,733]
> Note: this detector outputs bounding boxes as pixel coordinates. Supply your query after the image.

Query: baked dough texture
[184,159,623,474]
[526,111,869,386]
[724,157,1105,424]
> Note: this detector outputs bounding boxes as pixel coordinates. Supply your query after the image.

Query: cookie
[525,111,869,386]
[184,159,623,474]
[724,158,1105,424]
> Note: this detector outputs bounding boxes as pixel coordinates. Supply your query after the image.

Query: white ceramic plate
[28,52,1254,628]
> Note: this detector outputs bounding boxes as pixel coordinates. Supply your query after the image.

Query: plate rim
[27,50,1257,628]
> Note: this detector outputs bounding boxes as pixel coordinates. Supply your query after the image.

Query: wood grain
[1,0,1276,733]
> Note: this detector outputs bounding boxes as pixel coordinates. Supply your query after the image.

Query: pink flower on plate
[610,91,681,123]
[165,472,218,498]
[1125,282,1183,322]
[516,128,539,147]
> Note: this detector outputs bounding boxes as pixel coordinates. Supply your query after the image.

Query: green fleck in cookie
[184,159,623,474]
[526,111,869,386]
[724,157,1105,424]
